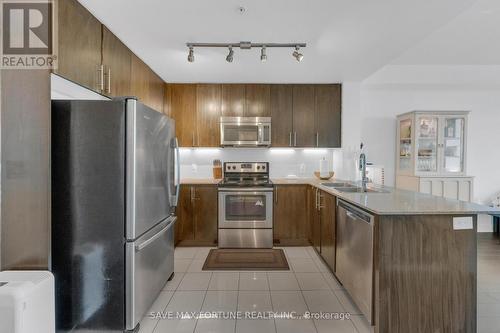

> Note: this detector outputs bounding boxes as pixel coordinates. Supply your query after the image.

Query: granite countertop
[181,177,500,216]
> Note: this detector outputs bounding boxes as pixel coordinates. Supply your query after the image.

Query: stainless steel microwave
[220,117,271,147]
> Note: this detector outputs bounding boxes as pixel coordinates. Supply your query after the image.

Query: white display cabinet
[396,111,473,201]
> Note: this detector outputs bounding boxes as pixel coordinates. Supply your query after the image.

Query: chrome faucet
[359,143,367,192]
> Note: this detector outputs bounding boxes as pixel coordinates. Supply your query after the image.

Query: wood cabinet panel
[320,191,336,270]
[197,84,221,147]
[56,0,102,92]
[315,84,341,147]
[193,185,218,245]
[175,185,194,245]
[273,185,309,246]
[170,84,197,147]
[102,26,131,97]
[221,84,245,117]
[311,187,321,252]
[292,85,316,147]
[163,83,172,117]
[175,185,218,246]
[377,215,477,333]
[270,85,293,147]
[149,72,165,113]
[245,84,271,117]
[130,55,164,113]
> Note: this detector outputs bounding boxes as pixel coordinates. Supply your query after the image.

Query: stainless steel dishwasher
[335,199,374,324]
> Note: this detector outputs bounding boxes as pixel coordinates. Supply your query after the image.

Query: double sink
[321,181,390,193]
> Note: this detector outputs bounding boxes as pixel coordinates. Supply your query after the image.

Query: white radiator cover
[0,271,55,333]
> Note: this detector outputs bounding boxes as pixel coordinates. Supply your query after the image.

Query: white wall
[359,65,500,231]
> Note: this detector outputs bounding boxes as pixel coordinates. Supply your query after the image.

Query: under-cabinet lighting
[269,148,295,154]
[302,148,328,154]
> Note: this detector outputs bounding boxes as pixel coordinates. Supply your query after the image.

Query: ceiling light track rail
[186,42,306,48]
[186,41,306,63]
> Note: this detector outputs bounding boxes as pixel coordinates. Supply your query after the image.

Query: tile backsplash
[179,148,359,180]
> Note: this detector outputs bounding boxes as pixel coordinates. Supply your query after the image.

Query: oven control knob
[232,166,236,170]
[257,166,260,170]
[262,165,266,170]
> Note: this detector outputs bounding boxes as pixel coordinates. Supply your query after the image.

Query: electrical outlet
[453,216,473,230]
[191,163,198,173]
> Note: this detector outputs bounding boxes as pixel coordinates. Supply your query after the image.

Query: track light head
[187,47,194,63]
[260,46,267,62]
[293,46,303,62]
[226,46,234,63]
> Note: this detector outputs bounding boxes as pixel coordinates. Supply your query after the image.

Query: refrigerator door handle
[135,217,177,252]
[174,137,181,207]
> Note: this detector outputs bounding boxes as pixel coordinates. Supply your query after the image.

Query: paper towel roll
[319,158,329,178]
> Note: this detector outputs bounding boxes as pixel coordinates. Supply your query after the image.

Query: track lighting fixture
[187,47,194,63]
[226,46,234,63]
[260,46,267,62]
[186,42,306,63]
[292,46,303,62]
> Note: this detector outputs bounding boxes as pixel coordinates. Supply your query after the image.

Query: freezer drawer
[126,216,176,331]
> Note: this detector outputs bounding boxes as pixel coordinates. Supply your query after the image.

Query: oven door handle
[218,187,274,192]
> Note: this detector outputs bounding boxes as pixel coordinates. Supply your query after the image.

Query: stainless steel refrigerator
[51,98,180,332]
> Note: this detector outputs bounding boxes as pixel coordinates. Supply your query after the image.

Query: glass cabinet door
[416,116,438,173]
[442,117,465,173]
[398,118,412,172]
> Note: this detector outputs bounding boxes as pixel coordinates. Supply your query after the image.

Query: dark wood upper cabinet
[270,85,294,147]
[56,0,102,92]
[169,83,341,148]
[292,85,316,147]
[245,84,271,117]
[221,84,246,117]
[197,84,221,147]
[102,26,131,97]
[315,84,341,147]
[130,55,164,113]
[170,84,198,147]
[320,190,336,271]
[163,83,172,117]
[273,185,309,246]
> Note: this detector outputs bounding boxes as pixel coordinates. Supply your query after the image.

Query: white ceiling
[393,0,500,65]
[79,0,478,83]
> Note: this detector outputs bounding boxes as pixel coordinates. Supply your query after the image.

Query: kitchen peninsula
[180,177,497,333]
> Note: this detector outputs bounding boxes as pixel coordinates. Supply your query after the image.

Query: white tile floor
[140,236,500,333]
[139,246,368,333]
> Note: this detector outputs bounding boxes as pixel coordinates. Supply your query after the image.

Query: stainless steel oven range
[218,162,273,248]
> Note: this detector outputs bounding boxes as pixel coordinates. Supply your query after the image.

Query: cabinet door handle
[192,132,195,147]
[97,64,104,92]
[294,132,297,147]
[289,132,292,147]
[315,188,319,210]
[316,133,319,147]
[275,187,278,203]
[318,192,324,210]
[106,66,111,94]
[190,187,194,202]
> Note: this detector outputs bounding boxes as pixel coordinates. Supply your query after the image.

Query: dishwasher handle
[338,200,374,225]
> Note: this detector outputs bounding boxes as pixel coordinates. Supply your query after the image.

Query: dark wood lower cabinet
[309,186,321,252]
[273,185,309,246]
[319,190,336,271]
[175,185,218,246]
